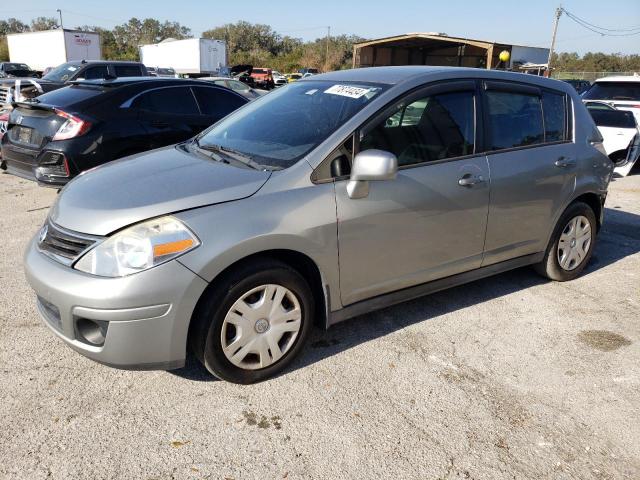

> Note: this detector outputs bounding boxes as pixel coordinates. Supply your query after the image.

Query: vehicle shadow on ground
[170,207,640,382]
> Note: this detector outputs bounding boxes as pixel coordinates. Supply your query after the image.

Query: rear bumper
[24,236,208,369]
[1,142,69,186]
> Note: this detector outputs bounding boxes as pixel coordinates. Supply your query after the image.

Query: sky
[1,0,639,54]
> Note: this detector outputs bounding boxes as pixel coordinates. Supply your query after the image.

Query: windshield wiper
[197,142,265,171]
[192,138,229,165]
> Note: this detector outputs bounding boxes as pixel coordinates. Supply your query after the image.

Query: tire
[189,259,314,384]
[534,201,597,281]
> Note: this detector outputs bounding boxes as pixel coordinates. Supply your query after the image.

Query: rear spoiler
[12,99,56,112]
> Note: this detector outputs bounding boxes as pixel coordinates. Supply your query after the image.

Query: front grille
[37,221,101,266]
[0,86,10,105]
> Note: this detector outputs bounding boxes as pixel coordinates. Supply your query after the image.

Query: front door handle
[554,157,576,168]
[458,174,485,187]
[151,121,169,128]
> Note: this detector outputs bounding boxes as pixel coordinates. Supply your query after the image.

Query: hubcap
[557,215,592,271]
[221,284,302,370]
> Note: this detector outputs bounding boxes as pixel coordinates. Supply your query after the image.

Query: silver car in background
[24,67,613,383]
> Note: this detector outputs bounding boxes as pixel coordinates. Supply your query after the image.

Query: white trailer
[508,45,550,70]
[7,29,101,72]
[139,38,227,76]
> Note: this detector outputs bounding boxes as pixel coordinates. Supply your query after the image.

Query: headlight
[74,216,200,277]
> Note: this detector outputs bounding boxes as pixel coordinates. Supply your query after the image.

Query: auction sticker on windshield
[324,85,371,99]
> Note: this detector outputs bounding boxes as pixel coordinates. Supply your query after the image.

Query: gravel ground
[0,170,639,480]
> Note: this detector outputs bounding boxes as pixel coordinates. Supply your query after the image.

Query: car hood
[50,145,272,236]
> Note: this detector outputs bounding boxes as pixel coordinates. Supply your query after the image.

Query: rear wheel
[535,202,597,281]
[190,259,314,383]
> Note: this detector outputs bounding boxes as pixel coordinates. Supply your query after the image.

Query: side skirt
[327,252,544,327]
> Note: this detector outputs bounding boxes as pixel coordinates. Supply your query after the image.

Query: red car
[250,68,274,90]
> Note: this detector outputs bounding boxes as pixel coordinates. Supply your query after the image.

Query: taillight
[52,109,91,141]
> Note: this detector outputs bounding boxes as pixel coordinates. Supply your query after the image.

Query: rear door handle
[458,174,485,187]
[554,157,576,168]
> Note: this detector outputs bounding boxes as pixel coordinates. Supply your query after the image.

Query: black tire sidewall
[201,264,314,384]
[540,202,597,281]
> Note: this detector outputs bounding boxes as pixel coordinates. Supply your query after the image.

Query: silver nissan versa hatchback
[24,67,613,383]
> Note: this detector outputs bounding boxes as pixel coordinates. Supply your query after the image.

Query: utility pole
[325,26,330,72]
[57,9,63,29]
[547,6,562,76]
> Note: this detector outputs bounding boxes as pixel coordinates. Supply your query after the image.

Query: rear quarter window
[192,87,247,118]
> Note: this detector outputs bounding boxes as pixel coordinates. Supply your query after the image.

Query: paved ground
[0,170,639,480]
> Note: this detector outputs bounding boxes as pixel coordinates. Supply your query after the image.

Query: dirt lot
[0,171,639,480]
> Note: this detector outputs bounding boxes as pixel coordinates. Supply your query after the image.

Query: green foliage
[30,17,59,31]
[203,21,362,73]
[552,52,640,72]
[76,19,192,61]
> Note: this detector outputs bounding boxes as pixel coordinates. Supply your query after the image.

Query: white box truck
[140,38,227,76]
[7,29,101,72]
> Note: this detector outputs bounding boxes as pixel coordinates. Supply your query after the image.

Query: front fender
[174,182,341,311]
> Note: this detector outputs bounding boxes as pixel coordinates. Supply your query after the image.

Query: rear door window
[541,91,566,142]
[485,91,544,151]
[132,87,199,115]
[113,65,143,77]
[80,65,109,80]
[192,87,247,117]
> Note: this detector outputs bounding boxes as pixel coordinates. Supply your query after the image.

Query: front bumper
[24,237,208,370]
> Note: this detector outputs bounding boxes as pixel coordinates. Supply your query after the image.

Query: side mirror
[347,149,398,199]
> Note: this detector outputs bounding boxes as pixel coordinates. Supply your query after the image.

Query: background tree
[30,17,59,31]
[0,18,30,61]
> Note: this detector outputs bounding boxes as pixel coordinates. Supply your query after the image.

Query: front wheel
[534,202,597,281]
[190,259,314,383]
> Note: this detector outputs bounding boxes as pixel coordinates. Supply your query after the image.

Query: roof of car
[199,77,242,82]
[594,76,640,83]
[72,77,207,87]
[308,66,576,92]
[65,60,145,65]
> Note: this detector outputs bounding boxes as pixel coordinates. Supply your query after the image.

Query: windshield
[43,63,81,82]
[583,81,640,101]
[4,63,31,72]
[158,68,175,75]
[197,80,387,169]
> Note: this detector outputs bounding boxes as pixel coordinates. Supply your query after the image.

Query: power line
[562,8,640,37]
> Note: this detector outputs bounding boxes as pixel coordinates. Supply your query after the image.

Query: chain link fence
[552,71,639,82]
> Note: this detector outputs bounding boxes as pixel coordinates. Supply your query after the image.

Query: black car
[0,62,39,79]
[0,77,248,186]
[0,60,148,107]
